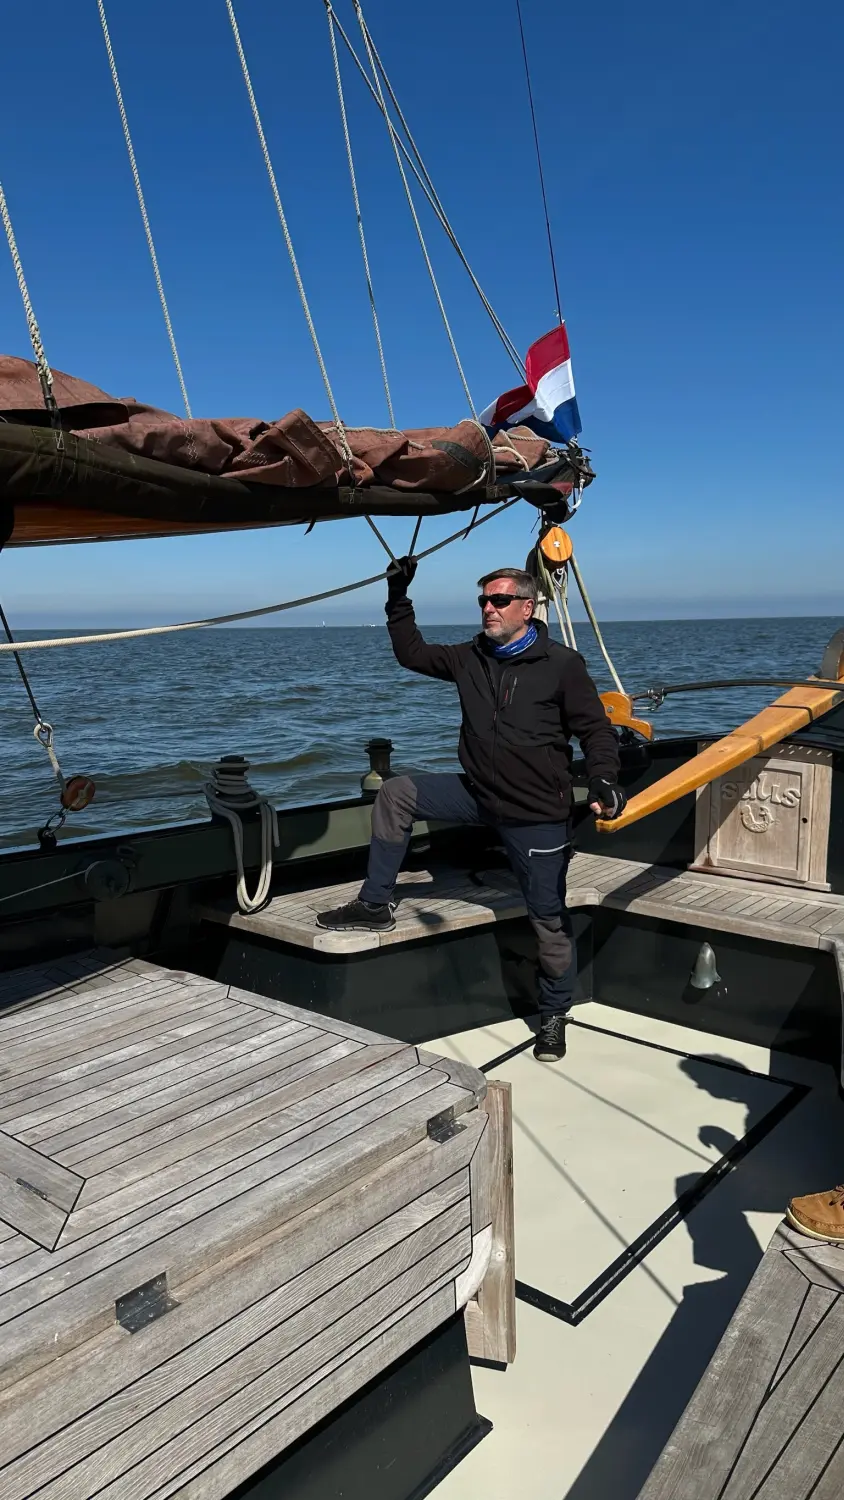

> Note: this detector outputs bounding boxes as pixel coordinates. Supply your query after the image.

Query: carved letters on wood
[693,743,832,889]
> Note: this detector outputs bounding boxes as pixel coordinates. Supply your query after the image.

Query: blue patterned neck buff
[492,622,538,659]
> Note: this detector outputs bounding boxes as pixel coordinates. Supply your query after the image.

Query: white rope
[535,547,569,646]
[353,3,478,418]
[225,0,357,479]
[326,3,395,429]
[560,568,577,650]
[96,0,192,419]
[0,497,518,654]
[569,552,624,693]
[0,180,60,420]
[205,759,278,913]
[330,12,525,380]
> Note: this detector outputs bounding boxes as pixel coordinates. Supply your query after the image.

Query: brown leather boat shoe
[786,1185,844,1243]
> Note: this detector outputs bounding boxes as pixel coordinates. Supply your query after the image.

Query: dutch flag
[479,324,581,444]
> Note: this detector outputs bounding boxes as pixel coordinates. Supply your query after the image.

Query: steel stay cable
[514,0,562,323]
[331,12,525,379]
[343,7,525,378]
[96,0,192,418]
[0,499,518,655]
[352,3,477,419]
[226,1,396,565]
[225,0,355,472]
[325,3,395,428]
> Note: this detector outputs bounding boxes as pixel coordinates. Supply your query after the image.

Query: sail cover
[0,357,588,546]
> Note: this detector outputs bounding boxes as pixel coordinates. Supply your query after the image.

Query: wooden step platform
[198,850,844,960]
[0,951,499,1500]
[638,1221,844,1499]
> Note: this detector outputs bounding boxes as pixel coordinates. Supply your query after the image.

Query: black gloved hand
[588,776,627,820]
[386,555,418,599]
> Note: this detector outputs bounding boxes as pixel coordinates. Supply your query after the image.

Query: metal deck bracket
[116,1272,179,1334]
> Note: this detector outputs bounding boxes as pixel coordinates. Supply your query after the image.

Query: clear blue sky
[0,0,841,625]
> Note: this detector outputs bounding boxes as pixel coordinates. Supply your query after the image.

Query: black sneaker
[316,898,396,933]
[533,1014,569,1062]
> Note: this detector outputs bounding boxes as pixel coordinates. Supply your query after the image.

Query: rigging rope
[329,13,525,380]
[535,547,571,648]
[96,0,192,418]
[353,2,478,419]
[325,3,395,429]
[0,180,62,429]
[560,567,577,650]
[225,0,355,472]
[0,870,83,907]
[0,596,74,800]
[226,1,396,565]
[0,598,47,726]
[0,498,518,654]
[514,0,562,323]
[569,553,624,693]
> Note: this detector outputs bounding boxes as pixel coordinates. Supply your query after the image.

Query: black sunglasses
[478,592,528,610]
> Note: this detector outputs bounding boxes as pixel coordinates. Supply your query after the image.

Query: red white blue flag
[479,324,581,443]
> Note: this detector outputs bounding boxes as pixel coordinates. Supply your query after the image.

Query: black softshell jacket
[387,596,620,823]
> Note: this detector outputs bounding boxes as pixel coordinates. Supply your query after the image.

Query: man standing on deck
[317,558,627,1062]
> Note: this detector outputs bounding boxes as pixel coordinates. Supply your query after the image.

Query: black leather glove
[386,555,418,599]
[588,776,627,820]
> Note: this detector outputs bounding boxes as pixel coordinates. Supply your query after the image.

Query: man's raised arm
[385,556,466,680]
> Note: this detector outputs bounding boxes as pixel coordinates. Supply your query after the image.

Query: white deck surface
[429,1001,842,1500]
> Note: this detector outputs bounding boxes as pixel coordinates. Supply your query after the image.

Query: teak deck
[638,1222,844,1499]
[199,852,844,957]
[0,953,496,1500]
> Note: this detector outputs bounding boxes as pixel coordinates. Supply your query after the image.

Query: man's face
[479,577,534,644]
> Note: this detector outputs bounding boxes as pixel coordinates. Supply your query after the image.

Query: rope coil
[205,756,278,914]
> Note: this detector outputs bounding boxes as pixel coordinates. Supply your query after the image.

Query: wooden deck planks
[197,852,844,958]
[0,955,494,1500]
[0,1138,480,1474]
[45,1025,342,1164]
[638,1224,844,1500]
[9,1019,303,1143]
[0,953,494,1496]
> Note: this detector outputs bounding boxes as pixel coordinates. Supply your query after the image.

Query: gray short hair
[477,567,538,604]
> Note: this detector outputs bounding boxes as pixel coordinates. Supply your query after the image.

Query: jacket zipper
[546,746,566,806]
[480,655,504,816]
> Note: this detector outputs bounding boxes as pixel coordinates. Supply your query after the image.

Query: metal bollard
[361,738,394,800]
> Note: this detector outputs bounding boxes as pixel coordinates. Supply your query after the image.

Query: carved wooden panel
[693,743,832,889]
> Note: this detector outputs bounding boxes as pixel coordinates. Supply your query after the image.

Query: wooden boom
[596,638,844,835]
